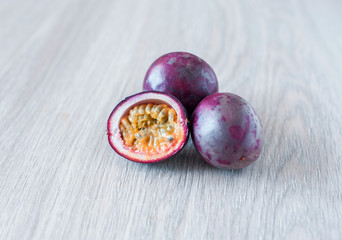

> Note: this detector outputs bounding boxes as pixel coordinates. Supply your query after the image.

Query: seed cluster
[120,103,178,152]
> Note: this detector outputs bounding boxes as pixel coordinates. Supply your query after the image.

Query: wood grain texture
[1,0,342,239]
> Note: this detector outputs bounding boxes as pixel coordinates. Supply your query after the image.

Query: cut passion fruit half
[107,91,189,163]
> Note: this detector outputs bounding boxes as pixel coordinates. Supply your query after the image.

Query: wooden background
[1,0,341,239]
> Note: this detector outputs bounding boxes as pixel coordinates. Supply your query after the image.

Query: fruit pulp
[119,103,184,154]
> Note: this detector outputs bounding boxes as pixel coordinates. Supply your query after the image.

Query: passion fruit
[191,92,263,169]
[107,91,189,163]
[143,52,218,114]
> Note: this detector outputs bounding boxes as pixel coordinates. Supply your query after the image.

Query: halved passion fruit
[107,91,189,163]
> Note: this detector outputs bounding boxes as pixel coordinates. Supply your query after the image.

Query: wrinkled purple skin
[191,93,263,169]
[143,52,218,114]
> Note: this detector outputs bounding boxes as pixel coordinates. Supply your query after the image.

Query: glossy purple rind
[107,91,189,163]
[191,93,263,169]
[143,52,218,114]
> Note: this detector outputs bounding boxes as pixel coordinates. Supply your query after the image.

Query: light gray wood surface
[1,0,342,239]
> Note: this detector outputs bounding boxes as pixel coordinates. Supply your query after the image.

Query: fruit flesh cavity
[119,103,183,154]
[107,91,189,163]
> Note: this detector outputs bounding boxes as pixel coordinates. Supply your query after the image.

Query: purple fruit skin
[143,52,218,114]
[191,93,263,169]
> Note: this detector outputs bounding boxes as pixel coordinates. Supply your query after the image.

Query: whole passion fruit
[191,93,263,169]
[107,91,189,163]
[143,52,218,114]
